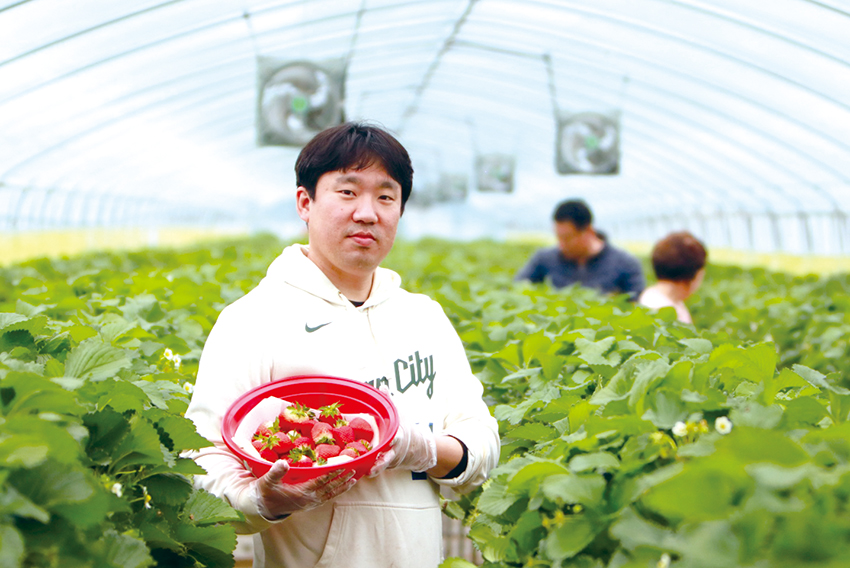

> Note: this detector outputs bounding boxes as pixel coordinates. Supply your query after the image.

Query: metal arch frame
[525,0,850,111]
[397,0,478,133]
[7,87,256,191]
[542,49,850,193]
[79,108,255,191]
[0,2,240,107]
[414,83,773,211]
[1,64,255,180]
[418,60,822,209]
[465,7,850,158]
[0,45,255,135]
[403,88,772,218]
[455,19,850,207]
[0,0,189,71]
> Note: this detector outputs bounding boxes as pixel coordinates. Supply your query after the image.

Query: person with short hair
[638,231,707,324]
[185,122,499,568]
[515,199,645,298]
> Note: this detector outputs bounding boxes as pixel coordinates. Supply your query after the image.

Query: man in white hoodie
[185,122,500,568]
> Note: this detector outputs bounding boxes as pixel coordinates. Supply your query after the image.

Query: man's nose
[352,196,378,223]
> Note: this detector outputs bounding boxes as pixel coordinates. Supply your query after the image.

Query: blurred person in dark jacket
[515,199,644,298]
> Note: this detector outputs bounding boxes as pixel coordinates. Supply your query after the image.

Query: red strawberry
[311,422,336,445]
[315,444,341,460]
[345,441,368,455]
[291,455,313,467]
[293,436,313,448]
[259,448,278,462]
[349,417,374,440]
[252,439,266,452]
[272,435,295,456]
[333,424,355,446]
[356,439,372,451]
[339,448,359,458]
[289,447,315,467]
[318,402,343,425]
[297,418,318,436]
[254,424,272,439]
[282,402,315,428]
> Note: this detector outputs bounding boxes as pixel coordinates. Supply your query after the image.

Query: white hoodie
[185,244,500,568]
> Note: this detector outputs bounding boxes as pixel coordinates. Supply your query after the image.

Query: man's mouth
[349,232,377,246]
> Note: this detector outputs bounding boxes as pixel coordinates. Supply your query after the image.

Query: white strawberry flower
[163,348,175,361]
[657,553,671,568]
[142,486,152,509]
[715,416,733,435]
[111,483,123,498]
[672,421,688,437]
[183,382,194,394]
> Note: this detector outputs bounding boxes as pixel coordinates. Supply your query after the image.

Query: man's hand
[369,419,437,476]
[255,460,356,520]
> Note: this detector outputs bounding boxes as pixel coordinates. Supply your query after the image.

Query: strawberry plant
[4,234,850,568]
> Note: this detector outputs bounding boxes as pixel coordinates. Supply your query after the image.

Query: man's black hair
[295,122,414,211]
[553,199,593,230]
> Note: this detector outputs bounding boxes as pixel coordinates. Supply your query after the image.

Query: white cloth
[638,284,693,324]
[185,244,500,568]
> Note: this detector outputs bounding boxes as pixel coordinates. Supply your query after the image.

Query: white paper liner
[233,396,382,464]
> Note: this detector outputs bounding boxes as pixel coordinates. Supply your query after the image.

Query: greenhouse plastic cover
[1,0,849,254]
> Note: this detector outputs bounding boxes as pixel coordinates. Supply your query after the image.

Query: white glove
[254,461,356,520]
[371,420,437,475]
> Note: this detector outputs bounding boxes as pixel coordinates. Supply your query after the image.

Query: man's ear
[296,187,311,223]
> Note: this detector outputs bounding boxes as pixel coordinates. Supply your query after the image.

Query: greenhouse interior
[2,1,850,567]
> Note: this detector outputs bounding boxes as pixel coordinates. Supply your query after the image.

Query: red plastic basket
[222,375,399,484]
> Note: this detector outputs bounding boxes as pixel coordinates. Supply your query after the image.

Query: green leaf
[678,337,713,354]
[508,461,570,495]
[0,485,50,522]
[64,338,132,381]
[438,559,478,568]
[575,336,619,368]
[95,530,154,568]
[793,364,850,395]
[541,474,606,505]
[142,474,194,506]
[640,462,749,522]
[476,481,519,516]
[544,514,598,560]
[506,423,557,441]
[182,489,243,526]
[0,524,25,568]
[132,380,186,410]
[716,427,809,466]
[148,413,212,451]
[111,417,169,472]
[10,464,94,508]
[494,400,536,426]
[522,329,553,366]
[781,396,828,428]
[568,452,620,473]
[0,313,49,336]
[175,524,237,568]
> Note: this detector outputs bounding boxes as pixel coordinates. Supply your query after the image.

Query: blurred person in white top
[638,231,707,324]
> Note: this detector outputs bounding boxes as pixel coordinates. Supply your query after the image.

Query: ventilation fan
[256,57,346,147]
[556,112,620,174]
[476,154,515,193]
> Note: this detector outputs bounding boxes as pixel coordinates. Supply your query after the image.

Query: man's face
[297,163,402,282]
[555,220,589,260]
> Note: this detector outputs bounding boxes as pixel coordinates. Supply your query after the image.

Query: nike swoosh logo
[305,322,332,333]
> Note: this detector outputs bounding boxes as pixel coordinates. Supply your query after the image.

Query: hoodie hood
[264,244,402,308]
